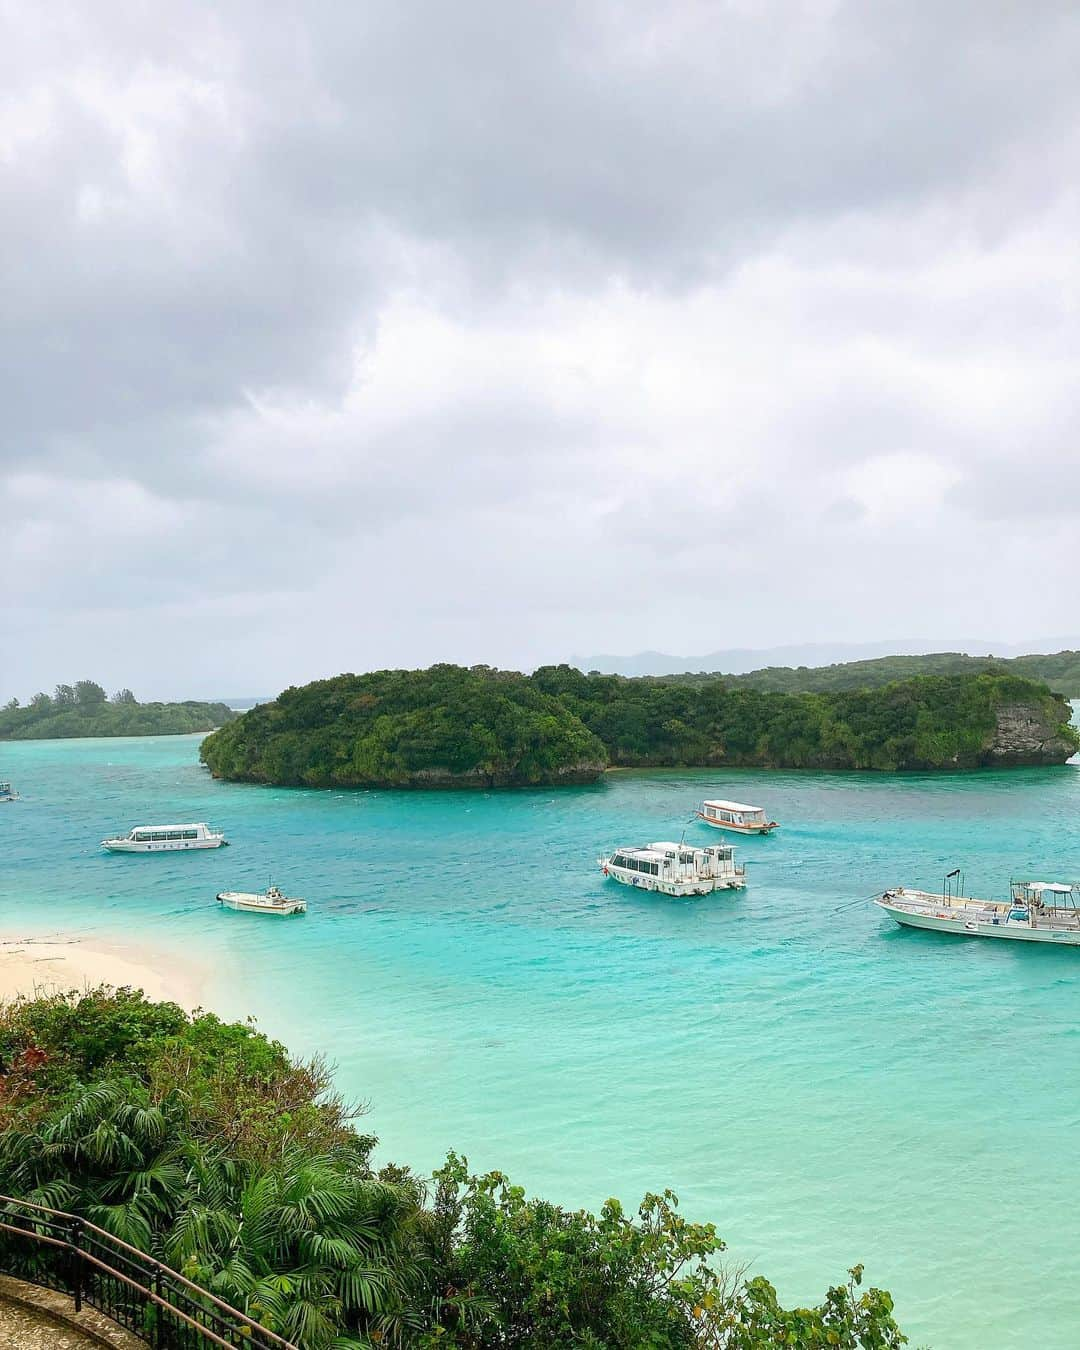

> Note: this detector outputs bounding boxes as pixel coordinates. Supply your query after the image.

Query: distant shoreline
[0,724,232,744]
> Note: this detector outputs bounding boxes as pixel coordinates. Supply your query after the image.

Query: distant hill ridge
[576,641,1080,685]
[661,650,1080,698]
[574,647,1080,697]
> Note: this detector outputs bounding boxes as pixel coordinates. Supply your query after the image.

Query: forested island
[199,664,1079,788]
[0,681,237,740]
[0,985,907,1348]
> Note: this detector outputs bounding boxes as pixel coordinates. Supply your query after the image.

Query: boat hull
[600,866,745,896]
[217,892,307,916]
[103,838,226,853]
[876,899,1080,945]
[696,814,775,835]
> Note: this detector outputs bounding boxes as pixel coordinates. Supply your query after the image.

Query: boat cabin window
[134,832,152,841]
[612,855,660,876]
[182,829,198,839]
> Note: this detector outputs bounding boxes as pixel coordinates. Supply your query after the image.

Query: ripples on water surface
[4,734,1080,1347]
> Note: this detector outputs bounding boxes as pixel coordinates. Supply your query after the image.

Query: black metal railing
[0,1196,298,1349]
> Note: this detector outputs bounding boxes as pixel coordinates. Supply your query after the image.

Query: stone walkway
[0,1275,144,1348]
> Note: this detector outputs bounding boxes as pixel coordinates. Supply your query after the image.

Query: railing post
[69,1218,82,1313]
[153,1263,164,1348]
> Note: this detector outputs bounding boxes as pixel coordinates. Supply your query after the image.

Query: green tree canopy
[0,686,238,741]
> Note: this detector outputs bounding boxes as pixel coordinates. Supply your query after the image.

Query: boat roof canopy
[131,822,211,832]
[616,841,713,860]
[1022,881,1075,893]
[702,799,763,814]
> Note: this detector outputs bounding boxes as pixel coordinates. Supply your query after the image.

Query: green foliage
[0,986,188,1102]
[418,1154,718,1346]
[0,682,237,740]
[200,664,608,788]
[0,987,365,1164]
[533,666,1078,770]
[670,649,1080,699]
[414,1155,905,1349]
[0,988,908,1348]
[74,679,108,706]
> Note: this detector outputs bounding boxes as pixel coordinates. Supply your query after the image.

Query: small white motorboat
[696,799,778,835]
[0,781,18,802]
[217,885,307,916]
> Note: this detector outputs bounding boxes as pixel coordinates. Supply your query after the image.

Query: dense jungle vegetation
[0,986,907,1348]
[200,664,1078,787]
[530,666,1077,770]
[0,681,236,739]
[199,665,607,787]
[696,650,1080,698]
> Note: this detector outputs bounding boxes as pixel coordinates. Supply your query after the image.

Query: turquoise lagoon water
[4,735,1080,1347]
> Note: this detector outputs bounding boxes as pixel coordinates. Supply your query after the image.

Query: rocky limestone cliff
[405,758,606,788]
[985,702,1077,765]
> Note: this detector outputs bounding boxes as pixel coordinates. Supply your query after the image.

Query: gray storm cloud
[3,0,1080,697]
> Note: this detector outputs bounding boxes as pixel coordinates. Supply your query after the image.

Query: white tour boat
[599,841,746,896]
[101,822,228,853]
[217,885,307,916]
[696,799,778,835]
[877,876,1080,946]
[0,781,17,802]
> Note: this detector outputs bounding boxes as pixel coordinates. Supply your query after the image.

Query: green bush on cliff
[0,987,907,1348]
[202,664,1078,786]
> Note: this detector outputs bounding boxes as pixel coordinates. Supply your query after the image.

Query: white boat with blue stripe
[102,822,228,852]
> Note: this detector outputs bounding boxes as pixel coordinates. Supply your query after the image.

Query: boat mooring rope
[831,892,884,914]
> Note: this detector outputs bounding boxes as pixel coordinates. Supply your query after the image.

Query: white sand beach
[0,933,208,1007]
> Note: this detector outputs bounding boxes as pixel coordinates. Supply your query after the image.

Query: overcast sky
[4,1,1080,699]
